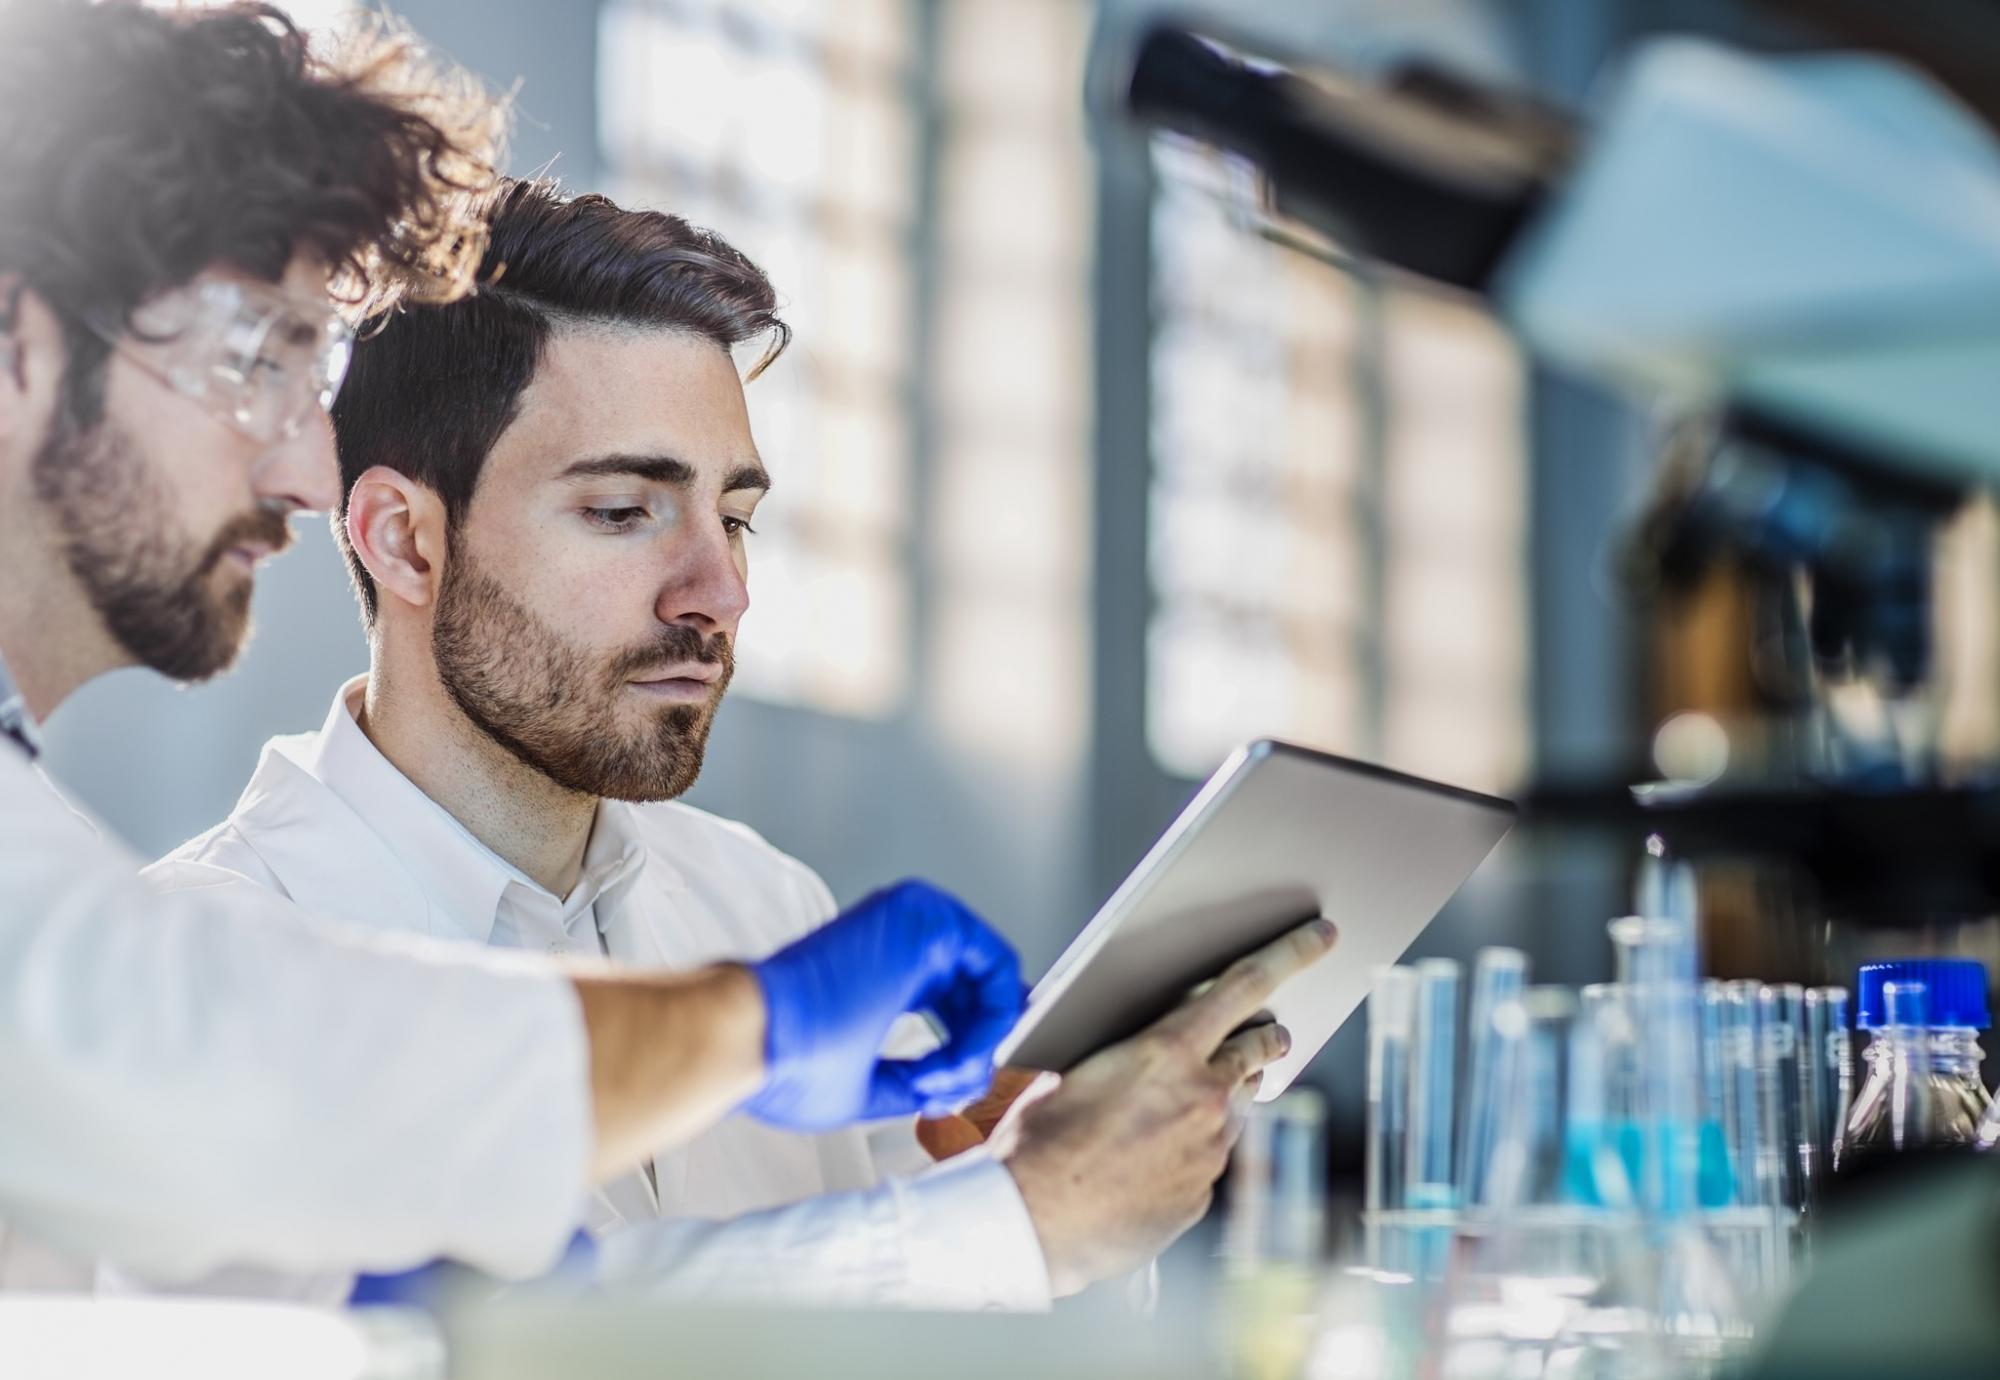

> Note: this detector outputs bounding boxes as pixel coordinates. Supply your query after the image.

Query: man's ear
[346,465,450,615]
[0,281,68,467]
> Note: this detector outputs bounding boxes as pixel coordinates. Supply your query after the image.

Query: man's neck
[359,649,599,899]
[0,544,128,723]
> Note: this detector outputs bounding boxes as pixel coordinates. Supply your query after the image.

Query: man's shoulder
[615,799,833,909]
[142,733,325,900]
[620,799,815,875]
[144,817,288,899]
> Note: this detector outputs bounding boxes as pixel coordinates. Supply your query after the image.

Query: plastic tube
[1569,983,1639,1209]
[1883,979,1934,1150]
[1800,986,1846,1205]
[1225,1088,1329,1270]
[1697,980,1736,1208]
[1610,915,1702,1219]
[1457,947,1528,1208]
[1365,966,1417,1224]
[1406,959,1461,1211]
[1720,980,1775,1208]
[1486,985,1576,1211]
[1757,984,1806,1211]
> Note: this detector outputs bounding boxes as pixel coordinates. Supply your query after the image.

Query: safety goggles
[86,279,355,446]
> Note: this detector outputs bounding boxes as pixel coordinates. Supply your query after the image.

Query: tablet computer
[997,739,1516,1099]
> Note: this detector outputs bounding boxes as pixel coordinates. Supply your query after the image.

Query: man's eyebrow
[724,462,773,495]
[555,454,771,494]
[558,454,696,486]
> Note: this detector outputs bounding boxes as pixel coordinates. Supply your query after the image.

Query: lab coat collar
[250,678,684,951]
[304,678,516,945]
[593,801,692,969]
[224,736,437,940]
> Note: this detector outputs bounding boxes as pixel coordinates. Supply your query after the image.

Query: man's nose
[658,523,751,631]
[253,409,341,515]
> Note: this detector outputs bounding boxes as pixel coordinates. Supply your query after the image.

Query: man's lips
[629,663,722,687]
[627,664,724,702]
[215,542,283,575]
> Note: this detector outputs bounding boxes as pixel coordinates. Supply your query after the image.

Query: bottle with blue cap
[1834,959,1991,1168]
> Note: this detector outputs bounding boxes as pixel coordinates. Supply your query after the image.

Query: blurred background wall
[44,0,1801,1161]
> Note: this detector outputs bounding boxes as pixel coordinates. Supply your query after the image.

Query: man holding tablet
[143,178,1338,1306]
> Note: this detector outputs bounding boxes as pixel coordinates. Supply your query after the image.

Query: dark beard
[431,548,731,802]
[29,405,290,683]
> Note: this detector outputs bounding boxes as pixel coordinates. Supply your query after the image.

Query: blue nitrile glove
[349,1230,598,1310]
[743,879,1026,1130]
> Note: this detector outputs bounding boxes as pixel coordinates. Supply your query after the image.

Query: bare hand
[992,918,1337,1296]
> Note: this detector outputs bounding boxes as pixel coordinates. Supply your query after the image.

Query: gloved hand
[744,879,1026,1130]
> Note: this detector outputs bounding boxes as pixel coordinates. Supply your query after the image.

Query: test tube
[1757,985,1806,1211]
[1611,916,1703,1219]
[1721,980,1776,1208]
[1697,980,1736,1209]
[1570,983,1640,1210]
[1631,851,1700,961]
[1365,966,1417,1231]
[1800,986,1848,1204]
[1486,986,1576,1211]
[1457,947,1528,1209]
[1883,979,1934,1150]
[1406,959,1461,1212]
[1224,1088,1329,1272]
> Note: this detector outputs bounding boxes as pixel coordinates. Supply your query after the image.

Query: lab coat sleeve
[591,1147,1051,1311]
[0,749,593,1283]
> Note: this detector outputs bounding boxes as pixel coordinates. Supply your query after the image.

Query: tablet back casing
[998,740,1516,1098]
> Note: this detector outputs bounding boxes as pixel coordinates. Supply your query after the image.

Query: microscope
[1115,19,2000,929]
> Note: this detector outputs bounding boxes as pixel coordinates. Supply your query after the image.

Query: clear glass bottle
[1835,960,1990,1168]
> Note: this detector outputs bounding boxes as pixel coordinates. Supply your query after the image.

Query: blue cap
[1855,959,1990,1030]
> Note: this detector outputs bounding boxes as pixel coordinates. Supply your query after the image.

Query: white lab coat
[0,736,591,1290]
[136,680,1051,1310]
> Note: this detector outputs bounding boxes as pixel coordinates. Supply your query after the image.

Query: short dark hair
[331,177,789,624]
[0,0,504,418]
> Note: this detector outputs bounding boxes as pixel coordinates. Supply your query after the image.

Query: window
[599,0,1092,762]
[925,0,1093,771]
[599,0,918,716]
[1146,141,1529,792]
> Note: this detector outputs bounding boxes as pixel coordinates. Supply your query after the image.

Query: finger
[1208,1021,1293,1087]
[1162,918,1336,1055]
[905,1042,998,1098]
[914,995,1023,1096]
[916,946,1026,1084]
[926,941,1025,1033]
[868,1053,993,1121]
